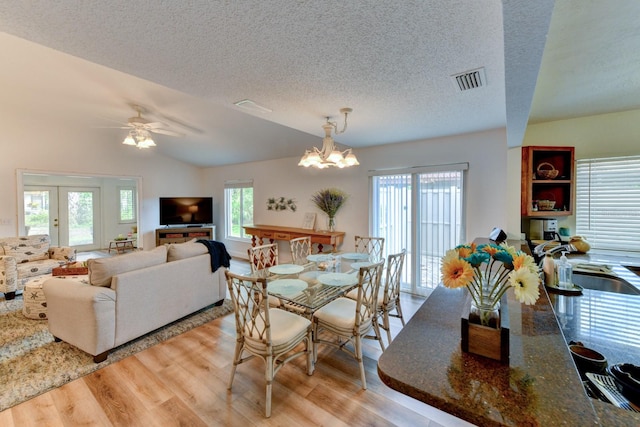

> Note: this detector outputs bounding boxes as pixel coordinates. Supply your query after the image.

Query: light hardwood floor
[0,259,469,427]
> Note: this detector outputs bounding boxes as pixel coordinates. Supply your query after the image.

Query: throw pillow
[167,239,208,262]
[88,245,167,287]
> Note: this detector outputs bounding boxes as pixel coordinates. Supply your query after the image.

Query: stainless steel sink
[573,272,640,295]
[623,265,640,277]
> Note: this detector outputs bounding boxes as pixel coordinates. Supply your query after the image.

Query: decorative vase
[469,278,501,327]
[461,293,510,364]
[469,298,500,328]
[327,215,336,232]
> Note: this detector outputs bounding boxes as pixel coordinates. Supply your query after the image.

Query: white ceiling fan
[116,105,184,149]
[122,105,184,136]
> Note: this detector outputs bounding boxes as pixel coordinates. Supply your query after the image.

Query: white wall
[1,107,510,256]
[521,109,640,236]
[0,113,206,249]
[205,128,509,259]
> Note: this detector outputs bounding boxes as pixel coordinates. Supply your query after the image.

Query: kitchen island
[378,241,640,426]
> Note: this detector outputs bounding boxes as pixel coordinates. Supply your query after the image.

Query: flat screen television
[159,197,213,226]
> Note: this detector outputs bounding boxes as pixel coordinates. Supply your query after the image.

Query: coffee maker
[529,218,558,240]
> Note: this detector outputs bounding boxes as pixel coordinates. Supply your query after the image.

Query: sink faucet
[533,237,560,257]
[535,240,577,268]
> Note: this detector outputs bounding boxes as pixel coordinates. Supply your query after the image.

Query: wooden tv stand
[155,226,215,246]
[243,224,345,253]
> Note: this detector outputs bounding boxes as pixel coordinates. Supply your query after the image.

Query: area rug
[0,296,233,412]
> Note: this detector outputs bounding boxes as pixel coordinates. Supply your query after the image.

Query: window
[118,187,136,223]
[576,155,640,253]
[225,180,254,239]
[371,163,466,295]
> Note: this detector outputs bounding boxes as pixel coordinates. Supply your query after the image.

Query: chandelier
[298,108,359,168]
[122,129,156,149]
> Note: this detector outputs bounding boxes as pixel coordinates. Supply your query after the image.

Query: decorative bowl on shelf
[537,200,556,211]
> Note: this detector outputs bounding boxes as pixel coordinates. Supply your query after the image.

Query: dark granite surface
[377,242,640,426]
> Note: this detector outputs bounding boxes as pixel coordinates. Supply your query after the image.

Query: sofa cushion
[88,245,167,287]
[0,235,50,263]
[167,239,208,262]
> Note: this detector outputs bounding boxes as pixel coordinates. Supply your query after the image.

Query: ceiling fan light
[123,134,136,146]
[136,136,156,149]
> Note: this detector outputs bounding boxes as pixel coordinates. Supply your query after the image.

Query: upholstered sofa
[0,234,76,300]
[43,239,229,362]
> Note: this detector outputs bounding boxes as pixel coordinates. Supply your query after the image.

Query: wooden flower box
[52,266,88,276]
[461,294,510,364]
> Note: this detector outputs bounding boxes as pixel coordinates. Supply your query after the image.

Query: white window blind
[576,155,640,252]
[118,187,136,223]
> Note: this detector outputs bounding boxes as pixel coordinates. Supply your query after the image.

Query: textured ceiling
[529,0,640,123]
[0,1,637,167]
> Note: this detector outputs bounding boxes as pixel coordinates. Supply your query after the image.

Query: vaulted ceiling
[1,1,637,167]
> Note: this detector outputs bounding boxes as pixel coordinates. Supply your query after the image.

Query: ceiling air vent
[451,67,486,92]
[233,99,272,113]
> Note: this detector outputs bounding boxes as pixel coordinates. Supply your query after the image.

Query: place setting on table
[256,252,378,315]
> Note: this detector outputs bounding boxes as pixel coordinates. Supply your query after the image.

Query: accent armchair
[0,234,75,300]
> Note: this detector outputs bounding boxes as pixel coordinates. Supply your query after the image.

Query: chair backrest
[289,236,312,263]
[354,236,385,261]
[247,243,279,273]
[383,250,406,305]
[352,260,385,328]
[225,270,272,346]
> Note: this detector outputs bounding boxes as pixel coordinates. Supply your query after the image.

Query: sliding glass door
[371,164,466,296]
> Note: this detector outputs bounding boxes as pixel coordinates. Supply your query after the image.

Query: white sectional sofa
[43,240,228,362]
[0,234,75,300]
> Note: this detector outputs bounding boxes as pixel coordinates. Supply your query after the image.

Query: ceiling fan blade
[144,121,168,129]
[150,128,185,137]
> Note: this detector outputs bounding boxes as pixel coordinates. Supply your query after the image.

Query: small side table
[108,239,135,254]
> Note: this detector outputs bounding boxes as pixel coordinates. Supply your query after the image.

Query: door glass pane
[417,171,463,292]
[371,174,412,285]
[67,191,94,246]
[24,190,50,236]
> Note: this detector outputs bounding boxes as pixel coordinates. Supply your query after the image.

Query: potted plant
[311,188,348,232]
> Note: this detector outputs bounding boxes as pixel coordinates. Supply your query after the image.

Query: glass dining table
[250,252,376,317]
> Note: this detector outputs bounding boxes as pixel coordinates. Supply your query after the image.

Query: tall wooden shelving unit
[521,146,575,217]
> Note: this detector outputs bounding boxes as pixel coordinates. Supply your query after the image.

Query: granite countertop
[377,241,640,426]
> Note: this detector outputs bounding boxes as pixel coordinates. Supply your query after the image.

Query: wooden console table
[243,224,345,253]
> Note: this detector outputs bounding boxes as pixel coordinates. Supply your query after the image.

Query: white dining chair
[354,236,385,261]
[225,270,314,418]
[377,250,407,345]
[248,243,279,273]
[289,236,312,263]
[312,260,385,389]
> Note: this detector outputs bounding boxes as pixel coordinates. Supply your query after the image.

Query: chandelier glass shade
[122,129,156,149]
[298,108,359,169]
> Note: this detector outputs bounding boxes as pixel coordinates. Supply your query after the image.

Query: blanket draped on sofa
[197,240,231,272]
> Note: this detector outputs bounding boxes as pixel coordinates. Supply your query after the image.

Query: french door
[23,186,101,251]
[370,164,466,296]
